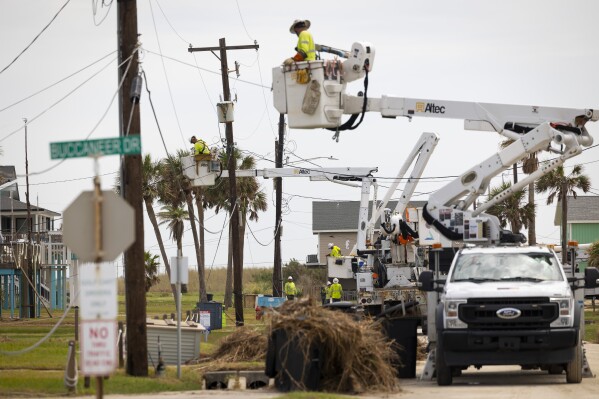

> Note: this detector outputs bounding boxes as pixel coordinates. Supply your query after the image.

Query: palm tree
[142,154,176,298]
[536,164,590,263]
[157,204,188,283]
[486,181,534,235]
[160,152,208,299]
[588,240,599,268]
[204,148,267,308]
[144,251,160,292]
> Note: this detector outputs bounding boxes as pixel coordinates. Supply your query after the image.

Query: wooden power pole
[117,0,147,376]
[188,38,258,326]
[273,115,285,297]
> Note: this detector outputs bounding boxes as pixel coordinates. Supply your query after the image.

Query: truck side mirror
[584,267,599,288]
[419,270,434,292]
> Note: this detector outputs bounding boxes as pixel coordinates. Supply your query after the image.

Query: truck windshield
[451,252,563,282]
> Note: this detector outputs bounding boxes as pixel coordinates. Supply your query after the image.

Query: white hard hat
[333,278,339,283]
[327,281,331,285]
[289,19,311,33]
[288,276,293,280]
[328,243,333,249]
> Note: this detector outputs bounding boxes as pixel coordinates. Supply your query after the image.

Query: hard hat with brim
[289,19,311,33]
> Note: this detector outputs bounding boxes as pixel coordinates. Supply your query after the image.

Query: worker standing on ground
[328,242,342,257]
[283,19,315,66]
[190,135,210,156]
[284,276,297,300]
[330,278,343,302]
[320,280,332,305]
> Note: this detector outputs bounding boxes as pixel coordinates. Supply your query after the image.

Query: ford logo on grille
[496,307,521,319]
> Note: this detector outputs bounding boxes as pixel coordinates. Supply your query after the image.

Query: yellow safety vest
[330,283,342,299]
[284,281,297,295]
[331,246,342,257]
[194,140,210,155]
[296,31,316,61]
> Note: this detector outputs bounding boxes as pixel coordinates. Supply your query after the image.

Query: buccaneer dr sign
[50,136,141,159]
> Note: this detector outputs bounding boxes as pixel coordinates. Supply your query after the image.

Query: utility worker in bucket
[284,276,297,300]
[190,136,210,156]
[328,242,342,258]
[283,19,316,66]
[330,278,343,302]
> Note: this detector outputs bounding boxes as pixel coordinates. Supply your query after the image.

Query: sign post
[56,139,139,399]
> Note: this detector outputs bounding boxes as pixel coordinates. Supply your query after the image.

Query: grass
[3,270,599,397]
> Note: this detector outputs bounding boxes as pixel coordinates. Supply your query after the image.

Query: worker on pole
[284,19,315,66]
[190,136,210,156]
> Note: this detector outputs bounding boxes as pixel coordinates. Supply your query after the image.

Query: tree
[486,181,534,235]
[142,154,176,298]
[144,251,160,292]
[536,165,591,263]
[204,148,267,308]
[157,204,188,291]
[587,240,599,268]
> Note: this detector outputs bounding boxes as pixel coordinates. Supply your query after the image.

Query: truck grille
[459,297,558,330]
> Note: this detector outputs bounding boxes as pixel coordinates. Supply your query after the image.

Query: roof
[0,196,60,216]
[0,165,19,201]
[312,200,427,231]
[554,195,599,225]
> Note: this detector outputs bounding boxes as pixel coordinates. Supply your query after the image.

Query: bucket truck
[272,43,599,384]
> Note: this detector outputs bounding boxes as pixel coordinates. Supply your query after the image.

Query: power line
[0,0,72,75]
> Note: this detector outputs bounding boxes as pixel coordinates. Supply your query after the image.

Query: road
[73,343,599,399]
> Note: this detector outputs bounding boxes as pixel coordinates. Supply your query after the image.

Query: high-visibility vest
[331,246,342,257]
[296,31,315,61]
[329,283,342,299]
[325,285,331,300]
[284,281,297,296]
[194,140,210,155]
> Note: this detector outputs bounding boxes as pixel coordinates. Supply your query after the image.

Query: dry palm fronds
[211,326,267,362]
[269,298,399,393]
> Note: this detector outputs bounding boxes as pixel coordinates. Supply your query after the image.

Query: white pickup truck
[420,246,599,386]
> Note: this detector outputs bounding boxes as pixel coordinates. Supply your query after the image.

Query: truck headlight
[550,298,573,327]
[444,300,467,329]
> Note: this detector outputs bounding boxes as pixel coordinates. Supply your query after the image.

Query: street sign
[63,191,135,263]
[80,320,118,375]
[79,263,117,320]
[50,136,141,160]
[170,256,189,284]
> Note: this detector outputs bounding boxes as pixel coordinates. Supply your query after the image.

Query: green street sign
[50,136,141,160]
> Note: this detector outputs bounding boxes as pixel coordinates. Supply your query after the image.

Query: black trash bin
[383,317,419,378]
[265,328,322,391]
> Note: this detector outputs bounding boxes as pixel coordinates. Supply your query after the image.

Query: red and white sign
[80,320,117,375]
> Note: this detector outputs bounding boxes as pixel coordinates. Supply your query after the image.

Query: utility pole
[117,0,147,376]
[188,38,258,326]
[273,115,284,297]
[24,118,34,318]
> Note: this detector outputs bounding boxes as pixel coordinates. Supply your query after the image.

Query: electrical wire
[0,0,72,75]
[0,51,117,114]
[11,46,139,178]
[0,52,118,144]
[92,0,113,26]
[147,0,188,148]
[152,0,189,45]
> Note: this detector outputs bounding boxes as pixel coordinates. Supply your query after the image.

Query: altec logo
[416,102,446,114]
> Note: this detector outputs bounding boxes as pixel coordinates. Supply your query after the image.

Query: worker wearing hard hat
[284,276,297,300]
[328,242,342,258]
[329,278,343,302]
[283,19,315,66]
[190,136,210,156]
[321,280,332,305]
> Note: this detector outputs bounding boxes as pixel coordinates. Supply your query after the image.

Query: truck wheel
[566,338,583,383]
[435,347,453,386]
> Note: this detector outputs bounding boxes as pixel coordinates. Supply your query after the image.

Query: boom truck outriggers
[272,42,599,384]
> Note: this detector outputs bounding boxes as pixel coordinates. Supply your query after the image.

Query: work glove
[283,58,295,66]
